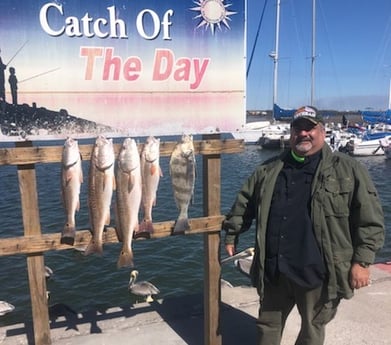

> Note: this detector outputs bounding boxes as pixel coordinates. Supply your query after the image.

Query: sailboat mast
[311,0,316,106]
[389,79,391,110]
[271,0,281,117]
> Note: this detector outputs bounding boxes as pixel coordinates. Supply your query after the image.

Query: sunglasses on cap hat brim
[291,117,320,130]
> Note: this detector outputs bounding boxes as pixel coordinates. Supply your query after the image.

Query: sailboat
[258,0,299,149]
[232,0,291,145]
[258,0,318,149]
[231,118,272,144]
[233,0,318,146]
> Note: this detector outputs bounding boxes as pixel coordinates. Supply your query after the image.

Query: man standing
[8,66,17,105]
[223,106,385,345]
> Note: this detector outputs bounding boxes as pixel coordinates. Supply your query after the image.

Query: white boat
[257,123,291,149]
[349,135,391,156]
[384,145,391,159]
[231,120,271,144]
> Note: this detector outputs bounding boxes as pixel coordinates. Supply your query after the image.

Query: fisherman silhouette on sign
[0,48,6,102]
[8,66,17,105]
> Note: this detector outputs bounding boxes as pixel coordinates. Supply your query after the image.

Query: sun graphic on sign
[191,0,236,34]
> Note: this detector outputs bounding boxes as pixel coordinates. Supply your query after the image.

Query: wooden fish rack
[0,136,244,345]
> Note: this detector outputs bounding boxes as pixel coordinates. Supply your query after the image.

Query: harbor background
[0,138,390,328]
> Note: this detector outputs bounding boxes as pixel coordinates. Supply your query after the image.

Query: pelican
[0,301,15,316]
[234,255,253,278]
[221,247,254,264]
[220,278,234,288]
[128,270,160,302]
[45,265,54,279]
[222,247,255,278]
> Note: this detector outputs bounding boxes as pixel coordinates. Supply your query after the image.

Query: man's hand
[225,244,236,257]
[349,263,371,289]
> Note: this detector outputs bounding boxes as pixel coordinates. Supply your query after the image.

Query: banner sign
[0,0,245,139]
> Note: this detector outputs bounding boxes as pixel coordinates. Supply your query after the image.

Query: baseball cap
[291,106,323,127]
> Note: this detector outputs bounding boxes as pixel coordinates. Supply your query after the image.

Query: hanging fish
[169,134,196,233]
[136,136,162,238]
[85,135,116,256]
[61,137,83,245]
[115,138,142,268]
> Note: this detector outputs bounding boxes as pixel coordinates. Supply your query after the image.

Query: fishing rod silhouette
[5,40,29,67]
[19,67,61,83]
[5,40,60,83]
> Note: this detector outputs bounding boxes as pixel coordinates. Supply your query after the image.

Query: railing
[0,137,244,345]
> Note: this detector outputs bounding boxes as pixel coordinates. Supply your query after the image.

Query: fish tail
[61,223,76,245]
[134,220,154,239]
[84,239,103,256]
[173,217,190,234]
[117,249,134,269]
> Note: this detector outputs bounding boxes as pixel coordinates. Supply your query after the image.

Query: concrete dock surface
[1,263,390,345]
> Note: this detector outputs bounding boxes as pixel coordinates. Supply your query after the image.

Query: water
[0,143,390,326]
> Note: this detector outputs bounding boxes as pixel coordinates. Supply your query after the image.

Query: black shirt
[265,150,326,289]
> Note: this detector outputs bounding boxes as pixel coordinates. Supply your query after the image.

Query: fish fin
[135,220,153,238]
[114,203,123,242]
[84,239,103,256]
[173,217,190,234]
[117,249,134,269]
[79,169,84,184]
[61,224,76,245]
[128,174,135,193]
[115,227,123,242]
[150,164,157,176]
[65,170,73,184]
[105,212,111,226]
[112,175,116,191]
[60,188,65,207]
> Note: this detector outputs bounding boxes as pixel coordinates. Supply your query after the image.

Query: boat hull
[352,135,391,156]
[258,136,290,149]
[231,121,271,144]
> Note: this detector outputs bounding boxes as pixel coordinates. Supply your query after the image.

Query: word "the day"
[80,47,210,90]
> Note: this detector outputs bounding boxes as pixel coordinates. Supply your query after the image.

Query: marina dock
[1,263,390,345]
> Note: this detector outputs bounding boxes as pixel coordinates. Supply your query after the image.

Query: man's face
[290,119,326,156]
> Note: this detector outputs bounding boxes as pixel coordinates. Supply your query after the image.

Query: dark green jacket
[224,144,385,300]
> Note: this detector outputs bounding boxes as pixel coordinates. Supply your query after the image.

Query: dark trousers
[256,275,340,345]
[11,89,17,105]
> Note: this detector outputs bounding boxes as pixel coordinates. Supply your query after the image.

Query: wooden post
[202,134,222,345]
[16,141,51,345]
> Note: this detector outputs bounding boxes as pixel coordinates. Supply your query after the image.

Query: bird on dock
[0,301,15,316]
[220,278,234,288]
[45,265,54,279]
[128,270,160,302]
[221,247,255,278]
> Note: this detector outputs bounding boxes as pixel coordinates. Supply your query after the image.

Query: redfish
[137,136,162,238]
[61,137,83,244]
[85,135,116,256]
[115,138,142,268]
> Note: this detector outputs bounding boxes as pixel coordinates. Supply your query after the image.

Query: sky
[246,0,391,111]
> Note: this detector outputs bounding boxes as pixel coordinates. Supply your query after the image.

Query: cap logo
[294,106,317,119]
